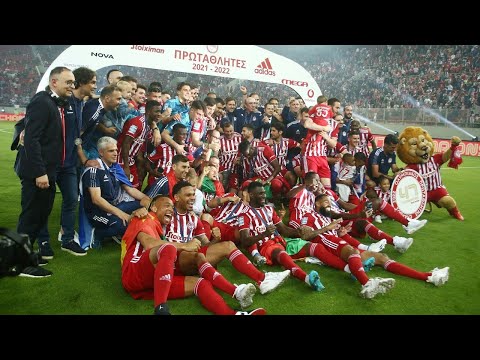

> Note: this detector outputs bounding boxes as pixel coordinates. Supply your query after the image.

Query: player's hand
[35,174,49,189]
[185,238,201,252]
[265,224,277,236]
[211,227,221,242]
[131,207,148,219]
[229,194,241,204]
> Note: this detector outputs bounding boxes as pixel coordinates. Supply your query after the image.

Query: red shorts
[259,238,286,266]
[427,186,449,203]
[304,156,330,179]
[122,247,187,300]
[213,220,238,243]
[318,234,349,257]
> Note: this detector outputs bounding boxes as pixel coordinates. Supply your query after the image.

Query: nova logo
[91,52,114,59]
[255,58,276,76]
[282,79,308,87]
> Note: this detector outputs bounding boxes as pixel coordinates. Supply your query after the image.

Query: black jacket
[15,91,64,179]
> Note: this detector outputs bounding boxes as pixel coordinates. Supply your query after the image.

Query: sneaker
[259,270,290,295]
[58,230,79,243]
[111,236,122,245]
[61,240,87,256]
[154,303,171,315]
[252,253,267,266]
[38,257,49,266]
[362,257,376,272]
[427,267,450,286]
[235,308,266,315]
[39,241,54,260]
[351,257,375,281]
[367,239,387,253]
[360,277,395,299]
[304,257,324,265]
[18,266,52,278]
[234,283,257,309]
[403,219,428,235]
[374,215,383,224]
[393,236,414,253]
[308,270,325,291]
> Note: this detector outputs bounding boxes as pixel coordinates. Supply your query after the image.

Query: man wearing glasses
[15,67,75,265]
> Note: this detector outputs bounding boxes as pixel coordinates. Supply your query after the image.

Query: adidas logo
[159,274,172,282]
[255,58,276,76]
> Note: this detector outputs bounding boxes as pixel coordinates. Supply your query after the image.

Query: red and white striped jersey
[374,186,391,203]
[358,127,374,157]
[238,205,281,248]
[117,115,148,166]
[288,186,316,224]
[211,193,250,226]
[219,133,242,171]
[164,209,205,243]
[242,145,277,180]
[304,118,339,157]
[187,116,208,154]
[116,115,147,166]
[406,153,444,192]
[147,142,177,178]
[269,137,299,169]
[303,211,337,236]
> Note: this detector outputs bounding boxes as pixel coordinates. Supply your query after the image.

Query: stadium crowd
[1,45,479,127]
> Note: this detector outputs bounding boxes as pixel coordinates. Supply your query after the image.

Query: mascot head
[397,126,434,164]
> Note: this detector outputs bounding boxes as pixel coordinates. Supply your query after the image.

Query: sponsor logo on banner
[91,52,114,59]
[390,169,427,219]
[130,45,165,54]
[282,79,308,87]
[255,58,276,76]
[307,89,315,98]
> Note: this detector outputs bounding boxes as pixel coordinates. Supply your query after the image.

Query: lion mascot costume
[396,126,464,221]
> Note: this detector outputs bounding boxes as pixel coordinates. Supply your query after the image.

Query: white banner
[36,45,322,107]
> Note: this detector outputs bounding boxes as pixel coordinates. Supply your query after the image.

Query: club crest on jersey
[187,222,195,231]
[128,125,138,135]
[238,217,244,226]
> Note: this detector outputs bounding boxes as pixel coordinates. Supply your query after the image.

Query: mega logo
[255,58,276,76]
[281,79,308,87]
[91,52,114,59]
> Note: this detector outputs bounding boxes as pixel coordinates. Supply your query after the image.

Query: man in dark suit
[15,66,75,258]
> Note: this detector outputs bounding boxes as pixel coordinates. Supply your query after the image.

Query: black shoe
[38,257,49,266]
[39,241,54,260]
[18,266,52,278]
[61,241,87,256]
[154,303,171,315]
